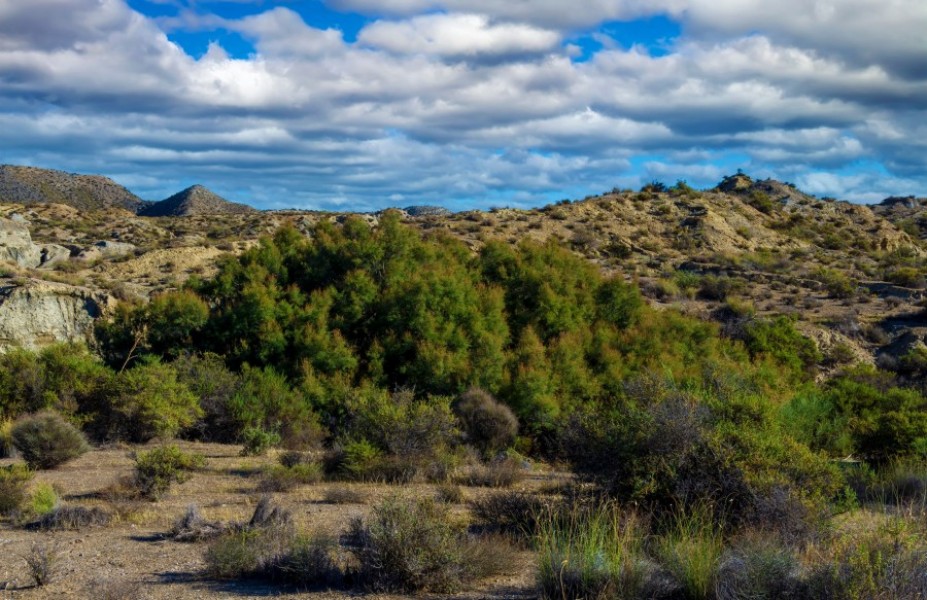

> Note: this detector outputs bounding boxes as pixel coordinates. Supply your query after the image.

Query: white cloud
[358,13,561,59]
[0,0,923,209]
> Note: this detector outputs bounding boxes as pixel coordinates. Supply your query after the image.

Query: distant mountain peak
[0,164,146,212]
[139,184,257,217]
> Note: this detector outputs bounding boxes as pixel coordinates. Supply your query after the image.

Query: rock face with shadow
[0,279,114,351]
[0,216,71,269]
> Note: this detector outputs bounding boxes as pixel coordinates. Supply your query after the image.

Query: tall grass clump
[715,535,801,600]
[537,503,661,600]
[654,506,724,600]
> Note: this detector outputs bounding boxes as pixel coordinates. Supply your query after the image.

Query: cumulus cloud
[358,13,561,60]
[0,0,923,209]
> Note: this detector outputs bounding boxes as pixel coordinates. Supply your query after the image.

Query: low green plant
[11,412,89,469]
[132,445,206,500]
[0,464,33,515]
[239,427,280,456]
[654,507,724,600]
[29,483,59,517]
[537,503,657,600]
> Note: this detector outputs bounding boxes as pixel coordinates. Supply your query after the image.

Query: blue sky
[0,0,924,210]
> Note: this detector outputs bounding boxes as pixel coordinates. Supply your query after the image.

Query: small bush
[349,496,512,593]
[435,483,464,504]
[456,457,525,488]
[29,483,59,517]
[715,536,801,600]
[655,508,724,600]
[0,418,13,458]
[86,577,147,600]
[453,388,519,457]
[258,463,323,493]
[204,529,269,580]
[239,427,280,457]
[322,486,365,504]
[29,505,111,530]
[0,464,33,515]
[11,412,89,469]
[469,490,548,542]
[23,542,57,587]
[132,445,206,500]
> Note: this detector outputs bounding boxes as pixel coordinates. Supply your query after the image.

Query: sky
[0,1,924,211]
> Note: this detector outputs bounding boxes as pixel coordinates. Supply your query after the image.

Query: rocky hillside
[140,184,257,217]
[0,171,925,372]
[0,165,148,212]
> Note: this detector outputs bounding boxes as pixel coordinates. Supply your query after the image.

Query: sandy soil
[0,442,549,599]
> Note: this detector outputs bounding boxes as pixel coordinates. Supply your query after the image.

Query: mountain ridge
[140,184,257,217]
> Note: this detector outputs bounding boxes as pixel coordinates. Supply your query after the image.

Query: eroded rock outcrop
[0,216,72,269]
[0,279,114,351]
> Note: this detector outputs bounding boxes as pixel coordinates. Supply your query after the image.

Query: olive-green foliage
[336,390,459,482]
[0,464,33,515]
[173,352,242,442]
[95,290,208,367]
[739,316,822,379]
[29,483,59,517]
[813,268,857,299]
[787,366,927,464]
[0,344,108,420]
[230,366,323,451]
[563,374,841,533]
[92,359,201,442]
[537,504,658,600]
[132,445,206,500]
[11,412,89,469]
[102,214,664,435]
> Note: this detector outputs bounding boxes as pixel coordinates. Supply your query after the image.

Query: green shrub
[132,445,206,500]
[740,316,822,378]
[813,268,857,299]
[96,360,201,442]
[538,504,661,600]
[11,412,89,469]
[29,483,59,517]
[349,496,512,593]
[698,275,742,301]
[239,427,280,457]
[435,483,463,504]
[453,387,519,457]
[0,464,33,515]
[654,507,724,600]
